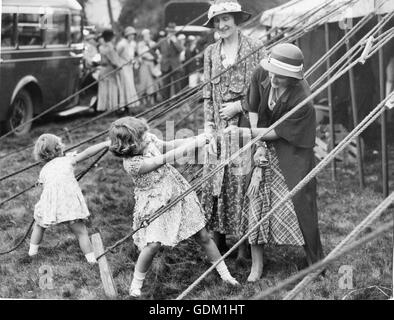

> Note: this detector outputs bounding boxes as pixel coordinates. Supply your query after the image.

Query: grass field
[0,106,393,300]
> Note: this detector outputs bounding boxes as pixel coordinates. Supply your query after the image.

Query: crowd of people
[28,0,327,298]
[83,23,207,112]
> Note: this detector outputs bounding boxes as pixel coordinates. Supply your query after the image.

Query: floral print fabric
[201,32,265,234]
[34,156,90,228]
[123,133,206,251]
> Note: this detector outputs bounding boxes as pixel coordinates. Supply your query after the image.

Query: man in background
[158,22,183,100]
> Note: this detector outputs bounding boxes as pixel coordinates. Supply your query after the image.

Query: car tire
[5,89,34,136]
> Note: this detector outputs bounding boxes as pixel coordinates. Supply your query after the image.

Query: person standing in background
[137,29,160,105]
[178,33,188,89]
[83,34,99,68]
[116,26,140,110]
[158,22,183,100]
[97,29,123,112]
[185,35,203,88]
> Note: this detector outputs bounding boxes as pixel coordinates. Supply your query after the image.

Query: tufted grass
[0,107,392,300]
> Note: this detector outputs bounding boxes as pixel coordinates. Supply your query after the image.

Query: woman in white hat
[116,26,140,109]
[227,43,324,281]
[201,0,266,264]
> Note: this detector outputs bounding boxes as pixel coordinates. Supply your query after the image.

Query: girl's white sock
[129,270,147,297]
[215,261,239,286]
[85,252,97,264]
[28,243,40,256]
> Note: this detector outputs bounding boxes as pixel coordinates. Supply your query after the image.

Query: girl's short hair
[109,117,149,157]
[33,134,64,161]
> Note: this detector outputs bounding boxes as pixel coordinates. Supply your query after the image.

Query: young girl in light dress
[29,134,110,263]
[108,117,239,297]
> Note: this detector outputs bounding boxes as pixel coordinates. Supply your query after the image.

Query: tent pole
[325,22,336,181]
[345,28,365,189]
[378,15,389,197]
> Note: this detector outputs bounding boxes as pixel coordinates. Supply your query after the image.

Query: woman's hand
[247,167,262,197]
[254,146,269,168]
[219,101,242,121]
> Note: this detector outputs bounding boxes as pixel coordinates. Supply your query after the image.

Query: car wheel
[5,89,34,136]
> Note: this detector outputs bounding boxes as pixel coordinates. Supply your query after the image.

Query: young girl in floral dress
[108,117,239,297]
[29,134,110,263]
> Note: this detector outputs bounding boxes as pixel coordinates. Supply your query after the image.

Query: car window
[71,14,82,44]
[46,13,68,45]
[1,13,15,48]
[18,13,43,46]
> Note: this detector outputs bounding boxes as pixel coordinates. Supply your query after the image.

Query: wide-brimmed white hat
[260,43,304,80]
[203,0,251,28]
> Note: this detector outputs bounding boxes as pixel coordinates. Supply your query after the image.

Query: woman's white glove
[247,167,263,197]
[219,101,243,121]
[254,146,269,168]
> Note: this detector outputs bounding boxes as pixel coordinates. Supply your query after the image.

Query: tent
[260,0,394,27]
[249,0,393,194]
[248,0,394,134]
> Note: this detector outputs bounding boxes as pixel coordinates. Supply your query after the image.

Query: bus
[0,0,84,136]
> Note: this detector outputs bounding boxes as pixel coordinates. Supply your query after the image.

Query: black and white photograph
[0,0,393,305]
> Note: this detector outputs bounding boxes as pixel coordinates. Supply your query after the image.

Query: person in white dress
[108,116,239,297]
[136,29,160,105]
[116,26,140,110]
[29,134,110,263]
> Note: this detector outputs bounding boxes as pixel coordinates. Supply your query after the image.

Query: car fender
[10,76,40,105]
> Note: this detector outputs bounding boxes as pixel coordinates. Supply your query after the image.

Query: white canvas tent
[256,0,393,195]
[260,0,394,28]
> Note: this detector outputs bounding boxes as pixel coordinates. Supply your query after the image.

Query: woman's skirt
[97,67,120,112]
[239,144,305,246]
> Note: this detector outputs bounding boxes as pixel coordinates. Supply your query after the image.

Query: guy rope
[0,11,209,141]
[93,20,391,271]
[0,0,356,167]
[253,214,393,299]
[174,43,393,299]
[0,0,362,183]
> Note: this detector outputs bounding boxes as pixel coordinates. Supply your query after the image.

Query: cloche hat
[203,0,251,28]
[260,43,304,80]
[124,26,137,37]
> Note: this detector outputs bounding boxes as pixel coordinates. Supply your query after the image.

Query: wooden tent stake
[91,233,118,298]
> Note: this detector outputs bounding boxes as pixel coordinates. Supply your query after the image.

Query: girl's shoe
[129,287,141,298]
[247,273,263,282]
[222,275,240,286]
